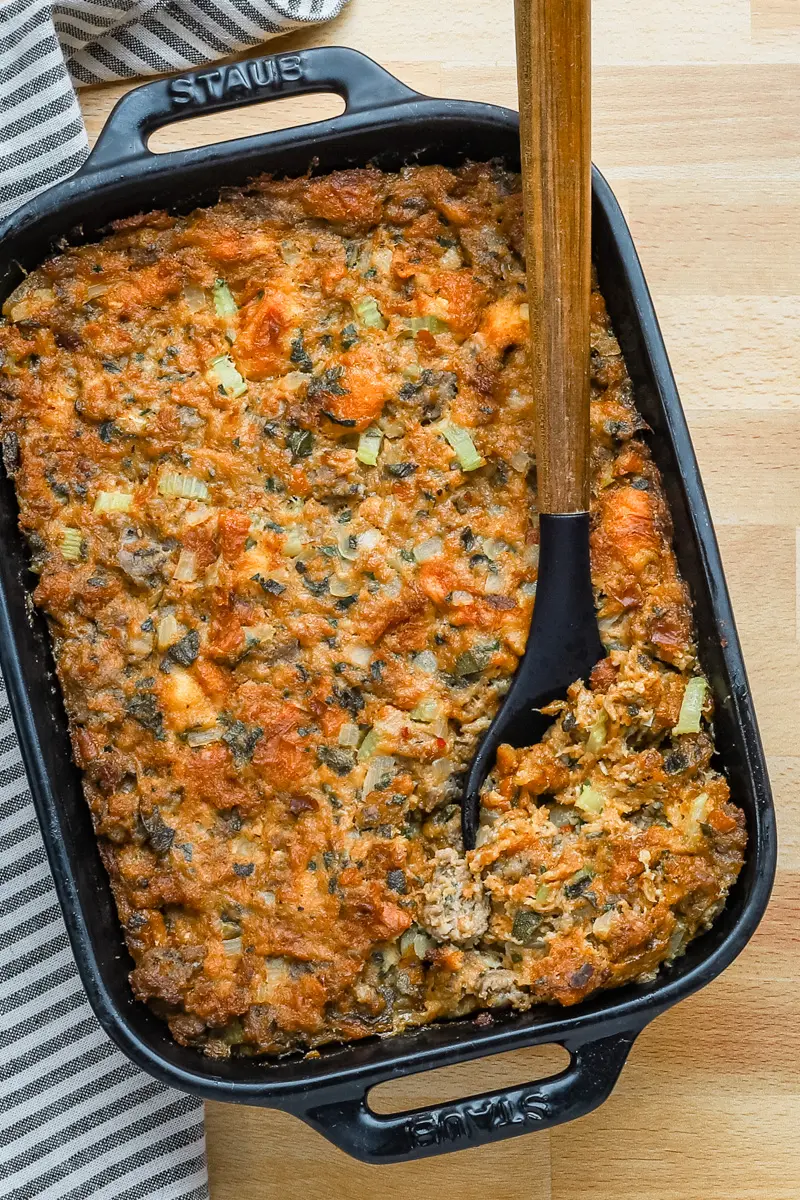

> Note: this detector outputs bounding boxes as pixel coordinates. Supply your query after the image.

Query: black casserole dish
[0,48,776,1161]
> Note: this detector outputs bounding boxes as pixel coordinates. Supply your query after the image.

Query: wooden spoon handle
[515,0,592,514]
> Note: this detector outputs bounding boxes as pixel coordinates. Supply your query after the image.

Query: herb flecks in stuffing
[0,163,745,1060]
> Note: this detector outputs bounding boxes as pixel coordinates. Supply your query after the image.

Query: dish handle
[83,47,421,172]
[296,1028,639,1162]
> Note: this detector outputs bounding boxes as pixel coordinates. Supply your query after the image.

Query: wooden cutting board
[78,2,800,1195]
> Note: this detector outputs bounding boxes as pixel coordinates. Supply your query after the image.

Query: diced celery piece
[586,711,607,754]
[93,491,133,514]
[357,727,380,761]
[158,472,209,501]
[208,354,247,398]
[404,315,450,336]
[356,426,383,466]
[439,421,484,472]
[674,676,707,735]
[354,295,387,329]
[60,527,83,561]
[213,279,237,318]
[410,698,439,722]
[575,783,605,815]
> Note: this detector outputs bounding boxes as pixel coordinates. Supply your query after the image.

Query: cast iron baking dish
[0,47,776,1161]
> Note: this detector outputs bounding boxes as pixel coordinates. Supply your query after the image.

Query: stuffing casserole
[0,163,745,1058]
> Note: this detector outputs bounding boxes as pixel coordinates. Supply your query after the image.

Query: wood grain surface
[515,0,592,513]
[77,2,800,1195]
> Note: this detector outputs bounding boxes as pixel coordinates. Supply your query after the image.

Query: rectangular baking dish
[0,47,776,1162]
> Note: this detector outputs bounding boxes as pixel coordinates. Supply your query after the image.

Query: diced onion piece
[594,611,620,635]
[414,931,433,958]
[413,650,438,674]
[354,295,387,329]
[183,283,206,312]
[157,613,181,650]
[208,354,247,398]
[356,426,384,466]
[173,549,197,582]
[575,783,605,815]
[94,490,133,514]
[399,926,416,955]
[379,416,405,438]
[232,836,259,859]
[430,756,453,784]
[158,471,209,501]
[359,527,381,551]
[127,635,153,658]
[282,526,309,556]
[674,676,707,735]
[484,574,505,595]
[380,945,400,971]
[450,590,473,606]
[430,716,449,740]
[213,279,238,318]
[357,727,380,761]
[482,538,506,560]
[363,754,396,795]
[86,282,110,300]
[280,240,300,265]
[413,536,443,563]
[186,727,223,747]
[338,723,362,748]
[520,581,538,598]
[329,577,354,598]
[439,421,484,472]
[8,297,39,322]
[283,371,308,393]
[690,791,710,826]
[371,246,394,274]
[60,527,83,561]
[410,698,439,722]
[184,504,211,527]
[510,450,530,474]
[245,623,275,646]
[586,711,607,754]
[439,247,461,270]
[404,315,450,336]
[343,643,372,667]
[593,910,616,938]
[338,530,358,560]
[222,937,242,956]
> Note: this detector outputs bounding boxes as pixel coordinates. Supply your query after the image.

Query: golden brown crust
[0,162,744,1056]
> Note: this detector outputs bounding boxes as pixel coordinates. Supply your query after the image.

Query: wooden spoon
[461,0,603,849]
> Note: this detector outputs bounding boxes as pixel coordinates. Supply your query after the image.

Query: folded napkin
[0,0,349,217]
[0,2,348,1196]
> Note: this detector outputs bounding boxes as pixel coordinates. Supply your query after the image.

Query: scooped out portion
[471,650,745,1007]
[0,161,744,1057]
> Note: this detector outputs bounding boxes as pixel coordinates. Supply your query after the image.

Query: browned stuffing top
[0,162,745,1058]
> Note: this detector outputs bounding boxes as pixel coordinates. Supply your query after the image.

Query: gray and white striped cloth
[1,0,349,217]
[0,1,348,1195]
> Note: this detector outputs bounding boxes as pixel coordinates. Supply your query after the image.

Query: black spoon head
[461,512,604,850]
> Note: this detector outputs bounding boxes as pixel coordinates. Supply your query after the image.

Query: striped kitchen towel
[0,4,349,1197]
[0,0,350,218]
